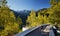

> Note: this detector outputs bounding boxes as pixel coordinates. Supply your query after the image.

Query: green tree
[50,0,60,5]
[27,10,37,27]
[48,0,60,25]
[17,16,22,25]
[0,0,22,36]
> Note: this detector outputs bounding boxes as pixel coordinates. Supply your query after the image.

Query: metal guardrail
[14,25,40,36]
[49,29,55,36]
[14,24,57,36]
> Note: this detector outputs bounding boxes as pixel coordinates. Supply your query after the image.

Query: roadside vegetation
[0,0,60,36]
[0,0,22,36]
[27,0,60,27]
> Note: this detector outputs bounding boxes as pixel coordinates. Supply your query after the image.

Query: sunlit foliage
[27,9,50,27]
[27,0,60,27]
[0,0,22,36]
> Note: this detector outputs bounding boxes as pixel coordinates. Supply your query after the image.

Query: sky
[7,0,51,11]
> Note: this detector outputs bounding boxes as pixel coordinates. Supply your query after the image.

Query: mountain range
[11,8,47,26]
[11,10,31,25]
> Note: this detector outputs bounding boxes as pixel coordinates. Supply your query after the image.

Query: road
[14,25,60,36]
[25,27,49,36]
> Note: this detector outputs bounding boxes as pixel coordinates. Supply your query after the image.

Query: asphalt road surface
[25,27,49,36]
[14,25,60,36]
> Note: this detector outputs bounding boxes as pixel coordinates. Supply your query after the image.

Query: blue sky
[7,0,51,11]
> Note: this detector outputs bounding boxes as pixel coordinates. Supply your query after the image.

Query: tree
[17,16,22,25]
[50,0,60,5]
[48,0,60,25]
[0,0,7,6]
[27,10,37,27]
[0,0,22,36]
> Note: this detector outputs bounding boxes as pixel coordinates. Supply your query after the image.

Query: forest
[0,0,60,36]
[27,0,60,27]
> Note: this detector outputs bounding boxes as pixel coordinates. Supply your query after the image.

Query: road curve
[14,25,56,36]
[25,27,49,36]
